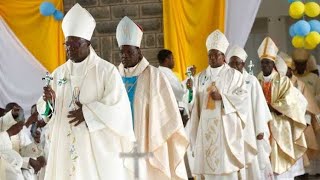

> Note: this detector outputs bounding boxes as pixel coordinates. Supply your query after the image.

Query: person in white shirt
[0,111,25,180]
[2,103,45,179]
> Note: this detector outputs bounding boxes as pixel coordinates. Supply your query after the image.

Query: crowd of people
[1,3,320,180]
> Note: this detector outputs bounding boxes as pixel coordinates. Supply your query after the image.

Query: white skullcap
[275,55,288,77]
[226,46,248,63]
[206,29,229,54]
[116,16,143,48]
[257,37,279,62]
[62,3,96,41]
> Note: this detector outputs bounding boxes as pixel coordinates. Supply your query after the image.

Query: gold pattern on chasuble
[206,82,217,110]
[204,117,220,172]
[278,120,292,147]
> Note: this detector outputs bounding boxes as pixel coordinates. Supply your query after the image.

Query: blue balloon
[294,20,311,36]
[53,10,64,21]
[40,2,56,16]
[289,24,296,37]
[288,0,297,3]
[309,20,320,33]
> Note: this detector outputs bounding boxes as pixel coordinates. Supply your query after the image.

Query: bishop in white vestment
[117,16,189,180]
[257,37,307,179]
[227,46,274,180]
[0,118,24,180]
[37,4,135,180]
[190,30,248,180]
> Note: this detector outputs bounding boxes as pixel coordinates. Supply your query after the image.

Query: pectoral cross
[185,66,194,103]
[42,72,53,87]
[206,82,217,110]
[120,142,153,180]
[186,67,192,78]
[248,60,255,75]
[69,87,80,110]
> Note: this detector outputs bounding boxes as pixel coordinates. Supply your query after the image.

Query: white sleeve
[0,111,16,131]
[0,132,12,151]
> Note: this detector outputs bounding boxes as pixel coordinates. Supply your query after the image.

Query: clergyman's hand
[37,120,47,128]
[210,91,222,100]
[186,79,193,90]
[68,101,85,126]
[25,111,39,127]
[29,158,42,174]
[37,156,46,167]
[256,133,264,140]
[6,121,24,137]
[43,86,56,102]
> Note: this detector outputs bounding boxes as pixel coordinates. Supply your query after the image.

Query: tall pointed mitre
[62,3,96,41]
[292,48,310,62]
[226,46,248,63]
[206,29,229,54]
[116,16,143,47]
[278,51,294,69]
[275,54,288,76]
[257,37,279,61]
[307,54,318,71]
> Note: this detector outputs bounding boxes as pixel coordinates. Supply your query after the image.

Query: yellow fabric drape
[0,0,65,72]
[163,0,225,79]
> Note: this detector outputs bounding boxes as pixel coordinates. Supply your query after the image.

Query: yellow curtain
[163,0,225,79]
[0,0,65,72]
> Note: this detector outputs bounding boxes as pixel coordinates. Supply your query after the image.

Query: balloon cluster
[39,2,64,21]
[288,0,320,49]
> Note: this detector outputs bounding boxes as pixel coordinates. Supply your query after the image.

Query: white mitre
[116,16,143,47]
[226,45,248,63]
[62,3,96,41]
[275,54,288,77]
[206,29,229,54]
[257,37,279,62]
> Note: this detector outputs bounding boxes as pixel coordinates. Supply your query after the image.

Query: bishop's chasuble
[118,58,189,180]
[37,47,135,180]
[257,71,307,174]
[190,64,248,179]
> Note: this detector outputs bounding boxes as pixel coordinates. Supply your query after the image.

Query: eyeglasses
[119,49,138,57]
[63,40,87,49]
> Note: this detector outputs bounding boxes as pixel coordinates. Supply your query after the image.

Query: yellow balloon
[305,41,317,50]
[292,36,305,48]
[305,2,320,18]
[289,1,305,19]
[305,31,320,45]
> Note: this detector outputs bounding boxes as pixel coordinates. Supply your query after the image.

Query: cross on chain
[248,60,255,75]
[42,72,53,87]
[119,142,153,180]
